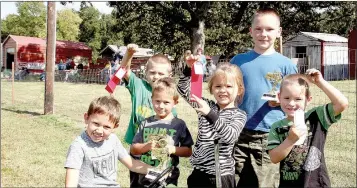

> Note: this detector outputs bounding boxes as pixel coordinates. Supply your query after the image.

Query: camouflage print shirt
[267,103,341,188]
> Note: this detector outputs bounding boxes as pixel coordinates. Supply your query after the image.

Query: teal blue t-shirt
[230,50,297,132]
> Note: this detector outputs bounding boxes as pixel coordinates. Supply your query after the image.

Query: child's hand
[166,145,176,154]
[268,100,280,107]
[305,68,324,85]
[148,140,157,150]
[127,44,139,54]
[191,94,211,115]
[185,55,198,68]
[287,125,303,143]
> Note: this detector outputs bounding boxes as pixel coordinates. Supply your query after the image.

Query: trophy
[145,133,173,182]
[261,71,282,101]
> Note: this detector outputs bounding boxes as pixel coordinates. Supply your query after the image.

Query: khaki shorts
[234,129,280,188]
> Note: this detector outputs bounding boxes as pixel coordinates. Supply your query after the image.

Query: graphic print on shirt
[303,146,322,171]
[281,120,313,181]
[140,127,176,166]
[92,150,116,178]
[134,105,155,132]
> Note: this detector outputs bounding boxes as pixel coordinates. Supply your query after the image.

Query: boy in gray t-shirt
[65,96,151,187]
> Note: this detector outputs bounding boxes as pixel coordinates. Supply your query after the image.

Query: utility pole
[44,2,56,114]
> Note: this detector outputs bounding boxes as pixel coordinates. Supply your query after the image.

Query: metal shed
[283,32,349,81]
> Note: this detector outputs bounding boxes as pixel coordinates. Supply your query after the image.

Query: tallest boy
[230,8,297,187]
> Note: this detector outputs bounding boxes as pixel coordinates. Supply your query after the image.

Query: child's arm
[65,168,79,188]
[119,156,151,174]
[130,142,155,155]
[167,145,192,157]
[121,44,138,81]
[191,95,246,144]
[305,69,348,115]
[177,63,214,110]
[268,125,302,164]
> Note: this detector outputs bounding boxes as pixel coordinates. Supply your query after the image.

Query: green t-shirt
[124,73,177,144]
[267,103,341,187]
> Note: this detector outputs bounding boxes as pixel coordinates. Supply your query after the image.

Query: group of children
[64,8,349,188]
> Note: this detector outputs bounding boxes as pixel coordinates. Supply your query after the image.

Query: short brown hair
[146,54,172,73]
[252,8,281,25]
[280,74,311,98]
[152,77,179,102]
[208,62,245,105]
[87,96,121,128]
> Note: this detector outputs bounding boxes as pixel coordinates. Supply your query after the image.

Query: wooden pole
[12,62,14,105]
[279,36,283,54]
[44,2,56,114]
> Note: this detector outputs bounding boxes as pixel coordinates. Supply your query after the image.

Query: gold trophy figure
[144,133,173,182]
[261,71,282,101]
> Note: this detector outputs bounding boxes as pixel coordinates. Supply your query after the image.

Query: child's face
[152,90,177,119]
[211,75,238,109]
[84,113,115,143]
[279,83,311,120]
[250,14,281,52]
[146,62,171,86]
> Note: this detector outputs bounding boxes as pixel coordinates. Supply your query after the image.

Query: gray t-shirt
[65,131,129,187]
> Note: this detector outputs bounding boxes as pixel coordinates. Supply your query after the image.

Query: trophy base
[145,168,163,180]
[261,93,279,101]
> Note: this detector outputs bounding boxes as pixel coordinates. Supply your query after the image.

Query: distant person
[64,96,151,187]
[205,59,216,81]
[58,60,66,70]
[267,69,348,187]
[196,47,207,74]
[77,63,84,70]
[65,57,71,70]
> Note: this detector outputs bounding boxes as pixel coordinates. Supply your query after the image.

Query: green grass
[1,79,356,187]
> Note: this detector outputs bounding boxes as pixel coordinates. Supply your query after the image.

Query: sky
[1,2,114,19]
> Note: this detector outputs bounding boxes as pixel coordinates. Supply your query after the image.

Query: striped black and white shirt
[177,67,247,176]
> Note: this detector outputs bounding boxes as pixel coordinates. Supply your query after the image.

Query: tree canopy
[1,2,356,62]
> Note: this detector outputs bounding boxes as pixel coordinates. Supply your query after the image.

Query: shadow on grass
[1,108,42,116]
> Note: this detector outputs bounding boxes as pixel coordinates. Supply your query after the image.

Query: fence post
[12,62,14,105]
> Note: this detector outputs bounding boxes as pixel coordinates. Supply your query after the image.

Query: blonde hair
[146,54,172,73]
[208,62,245,105]
[152,77,179,102]
[87,96,121,128]
[280,74,311,98]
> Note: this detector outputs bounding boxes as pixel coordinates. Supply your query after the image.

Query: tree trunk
[191,21,205,55]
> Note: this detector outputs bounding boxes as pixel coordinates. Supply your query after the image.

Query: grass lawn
[1,79,356,187]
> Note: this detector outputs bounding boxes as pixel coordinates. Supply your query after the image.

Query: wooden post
[279,36,283,54]
[12,62,14,105]
[44,2,56,114]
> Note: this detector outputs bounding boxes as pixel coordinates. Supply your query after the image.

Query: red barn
[2,35,92,73]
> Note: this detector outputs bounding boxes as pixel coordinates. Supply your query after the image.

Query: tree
[56,9,82,41]
[99,14,123,49]
[317,2,356,37]
[109,2,354,59]
[78,6,102,62]
[1,2,47,39]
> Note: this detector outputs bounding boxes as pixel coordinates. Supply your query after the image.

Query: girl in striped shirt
[177,62,247,188]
